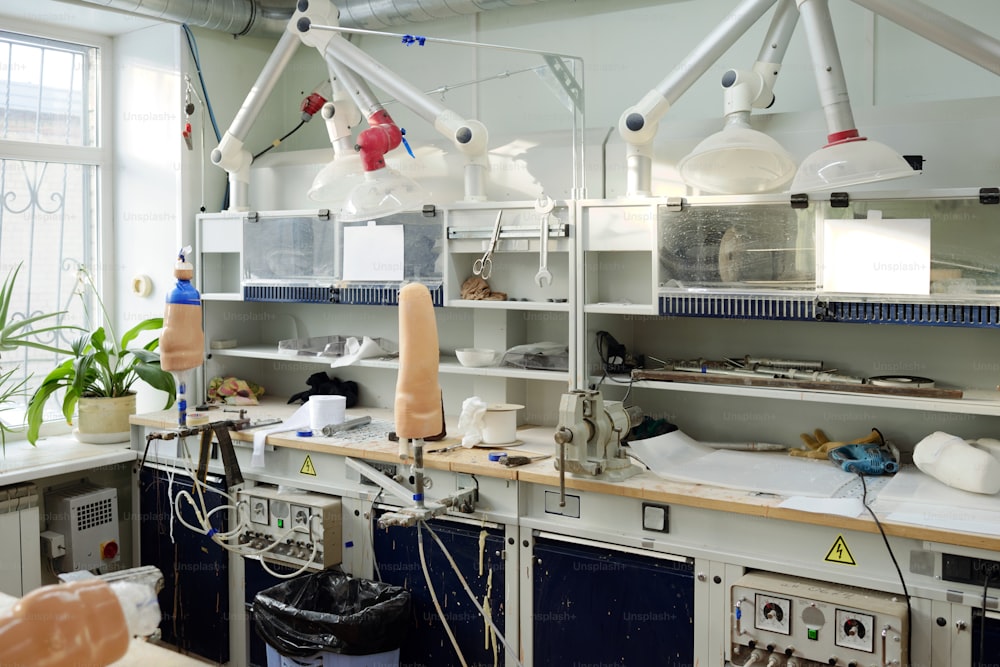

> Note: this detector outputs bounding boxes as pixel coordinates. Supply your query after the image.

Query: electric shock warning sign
[825,535,857,566]
[300,455,317,476]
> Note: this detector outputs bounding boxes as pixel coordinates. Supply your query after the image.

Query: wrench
[534,195,554,287]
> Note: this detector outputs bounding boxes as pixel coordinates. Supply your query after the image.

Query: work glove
[791,428,883,459]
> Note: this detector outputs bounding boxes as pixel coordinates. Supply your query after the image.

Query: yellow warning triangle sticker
[824,535,857,566]
[300,455,317,476]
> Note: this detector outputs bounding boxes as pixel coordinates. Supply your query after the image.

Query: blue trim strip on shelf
[338,284,444,307]
[820,302,1000,328]
[659,295,816,321]
[243,285,336,303]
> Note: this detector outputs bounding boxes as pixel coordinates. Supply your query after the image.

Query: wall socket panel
[237,486,343,569]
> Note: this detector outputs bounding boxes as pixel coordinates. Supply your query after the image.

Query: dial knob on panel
[834,609,875,653]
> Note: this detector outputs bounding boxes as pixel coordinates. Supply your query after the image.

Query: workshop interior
[3,0,1000,665]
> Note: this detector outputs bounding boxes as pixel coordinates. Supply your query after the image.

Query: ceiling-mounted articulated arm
[849,0,1000,78]
[722,0,799,123]
[618,0,779,196]
[211,28,302,211]
[297,3,490,201]
[795,0,858,142]
[679,0,799,194]
[319,65,365,158]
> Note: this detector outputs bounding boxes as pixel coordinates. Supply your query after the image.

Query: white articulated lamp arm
[210,28,303,211]
[296,1,490,202]
[618,0,780,196]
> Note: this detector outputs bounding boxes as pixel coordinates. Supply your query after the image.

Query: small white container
[481,403,523,444]
[455,348,497,368]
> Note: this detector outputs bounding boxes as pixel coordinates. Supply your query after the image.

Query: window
[0,25,108,428]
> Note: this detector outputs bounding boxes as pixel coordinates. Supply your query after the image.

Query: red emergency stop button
[101,540,119,560]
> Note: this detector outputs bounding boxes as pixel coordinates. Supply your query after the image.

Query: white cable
[421,521,524,667]
[258,516,321,579]
[368,490,384,582]
[417,522,468,667]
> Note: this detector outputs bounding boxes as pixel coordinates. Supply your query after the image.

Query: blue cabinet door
[532,536,695,666]
[138,466,229,664]
[373,512,506,667]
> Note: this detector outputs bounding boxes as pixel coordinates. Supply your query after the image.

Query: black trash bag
[253,570,410,658]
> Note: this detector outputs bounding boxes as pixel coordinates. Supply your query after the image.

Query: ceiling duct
[55,0,551,37]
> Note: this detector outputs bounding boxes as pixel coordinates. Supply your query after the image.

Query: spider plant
[26,265,175,444]
[0,263,78,450]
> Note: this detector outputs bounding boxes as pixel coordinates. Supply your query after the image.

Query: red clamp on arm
[826,128,863,146]
[356,109,402,171]
[300,91,326,121]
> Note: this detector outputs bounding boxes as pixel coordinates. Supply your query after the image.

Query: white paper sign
[821,211,930,295]
[342,222,405,281]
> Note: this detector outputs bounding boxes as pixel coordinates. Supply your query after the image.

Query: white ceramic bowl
[455,348,497,367]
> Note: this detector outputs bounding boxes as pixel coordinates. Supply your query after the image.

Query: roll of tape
[869,375,936,389]
[131,274,153,297]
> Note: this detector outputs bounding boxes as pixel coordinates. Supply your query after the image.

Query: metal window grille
[0,29,101,422]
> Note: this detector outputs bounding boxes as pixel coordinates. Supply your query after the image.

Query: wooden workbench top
[132,402,1000,553]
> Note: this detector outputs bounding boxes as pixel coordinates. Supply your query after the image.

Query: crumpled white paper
[252,403,311,467]
[330,336,397,368]
[457,396,488,448]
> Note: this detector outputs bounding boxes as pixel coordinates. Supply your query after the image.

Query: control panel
[731,572,908,667]
[236,486,342,569]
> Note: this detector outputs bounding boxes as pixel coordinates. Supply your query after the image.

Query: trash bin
[252,570,410,667]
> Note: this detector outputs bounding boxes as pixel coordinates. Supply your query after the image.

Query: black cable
[859,473,912,664]
[252,120,306,160]
[979,570,992,667]
[594,331,635,386]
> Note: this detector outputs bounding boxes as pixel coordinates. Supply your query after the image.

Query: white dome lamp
[679,67,797,194]
[790,0,918,193]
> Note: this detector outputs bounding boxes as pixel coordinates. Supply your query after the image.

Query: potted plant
[0,263,78,451]
[26,267,176,444]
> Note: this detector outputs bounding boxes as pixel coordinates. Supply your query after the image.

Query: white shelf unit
[195,202,576,427]
[579,192,1000,450]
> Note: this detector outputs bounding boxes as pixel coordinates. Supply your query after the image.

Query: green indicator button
[277,518,284,528]
[807,628,819,641]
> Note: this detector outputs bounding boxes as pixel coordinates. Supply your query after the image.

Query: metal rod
[413,437,426,509]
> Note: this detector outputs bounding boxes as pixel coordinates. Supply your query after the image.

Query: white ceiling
[0,0,159,36]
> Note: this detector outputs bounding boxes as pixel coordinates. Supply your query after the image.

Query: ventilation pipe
[54,0,551,37]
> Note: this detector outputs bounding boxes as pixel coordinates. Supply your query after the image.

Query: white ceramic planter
[76,394,136,444]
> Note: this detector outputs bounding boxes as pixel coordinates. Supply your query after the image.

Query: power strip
[236,486,342,569]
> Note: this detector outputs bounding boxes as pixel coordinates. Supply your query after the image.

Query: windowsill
[0,435,136,485]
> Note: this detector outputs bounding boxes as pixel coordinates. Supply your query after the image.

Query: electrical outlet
[40,530,66,558]
[291,504,310,529]
[250,497,269,525]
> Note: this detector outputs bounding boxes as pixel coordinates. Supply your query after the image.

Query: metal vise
[553,390,643,505]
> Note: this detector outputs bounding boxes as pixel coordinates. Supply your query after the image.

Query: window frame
[0,17,113,435]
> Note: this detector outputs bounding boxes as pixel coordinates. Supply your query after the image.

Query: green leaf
[121,318,163,350]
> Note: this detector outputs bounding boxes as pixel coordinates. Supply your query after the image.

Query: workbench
[130,402,1000,667]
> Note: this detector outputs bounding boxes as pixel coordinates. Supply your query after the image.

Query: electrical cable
[181,24,227,210]
[858,472,912,663]
[252,120,306,161]
[594,331,638,403]
[416,521,469,667]
[979,569,993,667]
[368,489,384,582]
[421,520,525,667]
[181,25,221,142]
